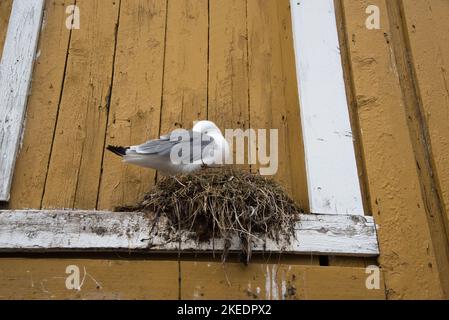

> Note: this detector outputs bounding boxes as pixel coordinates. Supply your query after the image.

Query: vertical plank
[329,0,373,267]
[42,0,119,209]
[0,258,179,299]
[8,0,75,209]
[159,0,208,137]
[0,0,45,201]
[0,0,13,57]
[277,0,309,210]
[208,0,250,170]
[247,0,309,210]
[341,0,448,299]
[289,0,363,215]
[97,0,168,210]
[385,0,449,297]
[400,0,449,241]
[334,0,372,216]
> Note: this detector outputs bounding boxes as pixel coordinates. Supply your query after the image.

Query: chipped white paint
[290,0,364,215]
[281,270,287,300]
[265,266,271,300]
[271,265,279,300]
[0,210,379,256]
[264,265,281,300]
[182,213,379,256]
[0,0,45,201]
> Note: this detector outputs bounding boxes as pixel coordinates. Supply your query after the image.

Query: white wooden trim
[0,210,379,256]
[290,0,364,215]
[0,0,45,201]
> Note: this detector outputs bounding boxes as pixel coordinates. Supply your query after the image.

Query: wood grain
[0,258,383,300]
[247,0,308,210]
[0,210,379,256]
[5,0,312,213]
[385,0,449,297]
[0,258,178,299]
[159,0,208,135]
[42,0,119,209]
[97,0,168,210]
[181,261,385,300]
[341,0,448,299]
[208,0,250,170]
[0,0,45,201]
[400,0,449,245]
[8,0,75,209]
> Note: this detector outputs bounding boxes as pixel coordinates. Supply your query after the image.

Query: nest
[116,168,303,263]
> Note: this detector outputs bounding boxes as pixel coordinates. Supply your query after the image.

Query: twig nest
[116,168,303,263]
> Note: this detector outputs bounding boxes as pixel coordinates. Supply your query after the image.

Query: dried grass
[115,168,303,263]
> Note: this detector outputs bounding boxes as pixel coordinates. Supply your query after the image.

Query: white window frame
[290,0,364,216]
[0,0,378,257]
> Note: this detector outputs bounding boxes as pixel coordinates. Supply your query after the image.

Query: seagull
[107,120,230,175]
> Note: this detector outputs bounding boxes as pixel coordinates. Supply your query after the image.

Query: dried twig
[115,168,303,263]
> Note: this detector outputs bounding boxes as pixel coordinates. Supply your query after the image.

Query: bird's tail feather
[107,145,129,157]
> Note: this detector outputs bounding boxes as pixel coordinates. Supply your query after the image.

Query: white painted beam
[0,210,379,256]
[0,0,45,201]
[290,0,364,215]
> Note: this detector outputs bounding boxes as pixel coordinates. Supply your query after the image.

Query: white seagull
[107,120,230,175]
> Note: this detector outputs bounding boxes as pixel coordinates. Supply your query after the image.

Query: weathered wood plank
[333,0,372,216]
[328,0,373,268]
[386,0,449,297]
[0,210,379,256]
[159,0,208,138]
[97,0,168,210]
[400,0,449,245]
[41,0,119,209]
[0,258,384,300]
[8,0,75,209]
[208,0,250,171]
[0,258,179,299]
[181,262,385,300]
[0,0,45,201]
[247,0,309,210]
[290,0,364,215]
[341,0,448,299]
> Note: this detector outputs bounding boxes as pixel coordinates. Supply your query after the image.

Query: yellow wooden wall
[2,0,308,212]
[0,0,448,299]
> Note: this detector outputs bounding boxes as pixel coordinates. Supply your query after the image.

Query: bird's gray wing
[131,130,215,163]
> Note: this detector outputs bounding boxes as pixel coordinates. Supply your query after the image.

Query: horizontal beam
[0,259,385,299]
[0,210,379,256]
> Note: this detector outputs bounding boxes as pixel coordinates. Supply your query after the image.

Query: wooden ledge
[0,210,379,256]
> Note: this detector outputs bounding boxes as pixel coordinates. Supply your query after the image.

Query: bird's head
[193,120,230,165]
[193,120,222,136]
